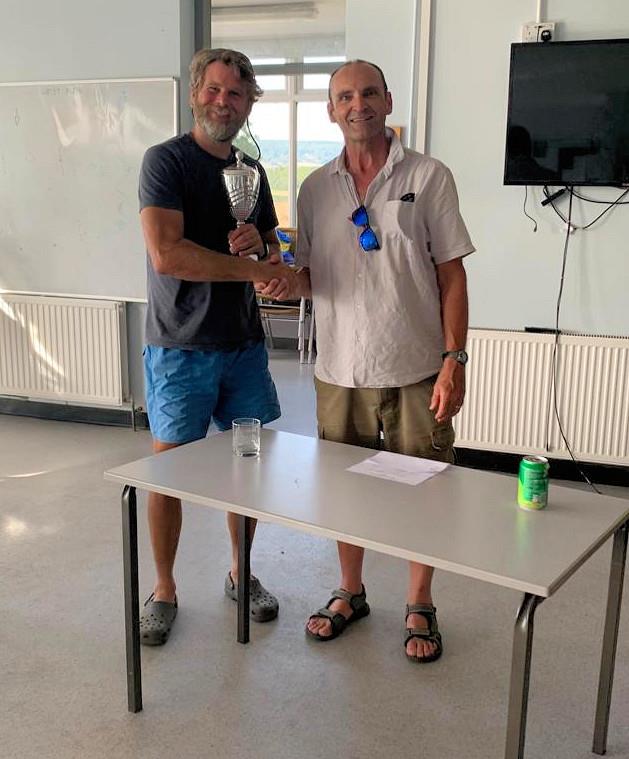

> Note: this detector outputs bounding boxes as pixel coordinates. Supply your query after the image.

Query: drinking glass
[232,418,261,457]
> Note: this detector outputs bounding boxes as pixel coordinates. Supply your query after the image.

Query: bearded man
[137,48,295,646]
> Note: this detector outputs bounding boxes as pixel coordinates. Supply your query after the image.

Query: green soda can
[517,455,549,510]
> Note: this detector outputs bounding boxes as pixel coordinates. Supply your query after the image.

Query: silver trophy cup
[222,150,260,227]
[222,150,261,259]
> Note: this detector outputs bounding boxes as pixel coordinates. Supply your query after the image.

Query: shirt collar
[329,127,405,176]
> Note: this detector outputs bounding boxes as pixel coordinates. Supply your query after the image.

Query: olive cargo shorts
[314,375,455,463]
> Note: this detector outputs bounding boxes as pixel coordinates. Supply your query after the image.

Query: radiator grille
[0,295,128,406]
[454,329,629,466]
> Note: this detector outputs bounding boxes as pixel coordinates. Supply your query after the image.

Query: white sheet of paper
[346,451,449,486]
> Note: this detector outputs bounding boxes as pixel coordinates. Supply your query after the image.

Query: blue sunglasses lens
[352,206,369,227]
[359,227,380,251]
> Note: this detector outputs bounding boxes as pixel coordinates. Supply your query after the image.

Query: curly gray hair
[189,48,263,103]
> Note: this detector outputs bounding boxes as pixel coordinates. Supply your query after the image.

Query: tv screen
[504,39,629,187]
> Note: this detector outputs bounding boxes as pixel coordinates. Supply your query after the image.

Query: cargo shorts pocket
[430,424,455,453]
[409,424,455,463]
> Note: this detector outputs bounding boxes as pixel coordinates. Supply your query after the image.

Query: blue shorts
[144,341,281,444]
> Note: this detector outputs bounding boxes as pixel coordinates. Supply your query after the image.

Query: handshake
[228,224,303,301]
[252,253,302,301]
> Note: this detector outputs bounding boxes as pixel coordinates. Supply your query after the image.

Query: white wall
[345,0,417,138]
[0,0,195,405]
[2,0,627,409]
[428,0,629,336]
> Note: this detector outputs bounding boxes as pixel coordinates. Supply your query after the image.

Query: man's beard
[194,104,245,143]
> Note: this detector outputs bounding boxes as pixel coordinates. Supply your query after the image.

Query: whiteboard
[0,78,178,301]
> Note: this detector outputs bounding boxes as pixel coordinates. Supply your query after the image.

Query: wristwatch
[442,349,468,366]
[260,239,269,260]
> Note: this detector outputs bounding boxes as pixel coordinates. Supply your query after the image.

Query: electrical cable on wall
[522,186,537,231]
[544,187,602,494]
[542,185,629,231]
[571,189,629,206]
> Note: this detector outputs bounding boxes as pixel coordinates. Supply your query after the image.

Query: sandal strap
[405,604,439,637]
[309,608,349,635]
[405,603,436,617]
[329,588,354,604]
[406,627,433,639]
[311,608,336,622]
[327,585,366,612]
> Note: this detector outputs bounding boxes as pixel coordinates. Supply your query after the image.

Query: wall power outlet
[521,22,556,42]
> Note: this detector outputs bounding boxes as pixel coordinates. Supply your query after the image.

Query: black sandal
[404,603,443,663]
[306,586,370,641]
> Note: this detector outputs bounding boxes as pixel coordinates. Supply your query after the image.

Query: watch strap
[442,349,468,365]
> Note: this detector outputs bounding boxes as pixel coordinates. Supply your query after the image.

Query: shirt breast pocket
[378,199,418,241]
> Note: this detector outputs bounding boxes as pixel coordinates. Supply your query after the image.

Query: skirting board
[0,397,149,430]
[455,447,628,488]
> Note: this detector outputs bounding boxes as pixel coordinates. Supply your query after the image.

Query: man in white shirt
[259,59,474,663]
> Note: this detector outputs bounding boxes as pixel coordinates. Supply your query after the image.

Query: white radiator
[0,295,128,406]
[454,329,629,466]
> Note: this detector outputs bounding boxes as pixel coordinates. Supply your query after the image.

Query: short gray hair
[328,59,389,101]
[189,48,263,102]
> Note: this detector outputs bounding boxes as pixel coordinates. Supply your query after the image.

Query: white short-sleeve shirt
[296,130,475,389]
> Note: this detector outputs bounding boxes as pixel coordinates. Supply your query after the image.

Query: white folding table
[104,429,629,759]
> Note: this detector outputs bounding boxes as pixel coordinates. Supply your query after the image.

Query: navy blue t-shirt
[139,134,278,350]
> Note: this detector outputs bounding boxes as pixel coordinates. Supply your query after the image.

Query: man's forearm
[437,261,468,350]
[151,238,277,282]
[441,284,468,350]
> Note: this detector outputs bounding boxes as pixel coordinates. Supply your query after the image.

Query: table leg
[505,593,543,759]
[237,515,252,644]
[592,521,629,755]
[121,485,142,712]
[307,302,315,363]
[298,296,306,363]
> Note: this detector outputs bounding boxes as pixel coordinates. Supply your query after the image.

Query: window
[234,61,345,227]
[213,0,347,226]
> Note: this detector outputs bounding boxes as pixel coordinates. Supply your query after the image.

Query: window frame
[252,60,343,226]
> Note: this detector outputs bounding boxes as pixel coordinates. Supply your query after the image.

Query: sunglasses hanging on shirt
[351,205,380,252]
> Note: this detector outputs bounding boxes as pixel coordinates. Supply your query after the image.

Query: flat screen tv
[504,39,629,187]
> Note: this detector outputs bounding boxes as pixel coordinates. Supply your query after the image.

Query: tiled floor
[2,351,628,759]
